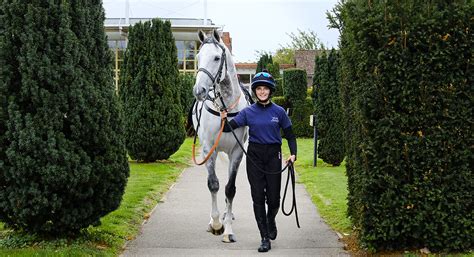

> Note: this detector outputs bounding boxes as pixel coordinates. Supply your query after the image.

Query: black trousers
[246,142,282,210]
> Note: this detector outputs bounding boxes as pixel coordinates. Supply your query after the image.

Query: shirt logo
[271,117,279,123]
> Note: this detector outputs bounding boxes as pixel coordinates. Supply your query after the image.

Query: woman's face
[255,85,270,102]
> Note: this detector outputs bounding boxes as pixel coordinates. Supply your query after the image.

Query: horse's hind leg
[205,151,224,235]
[222,148,244,243]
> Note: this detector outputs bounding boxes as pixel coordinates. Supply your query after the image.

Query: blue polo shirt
[232,102,292,145]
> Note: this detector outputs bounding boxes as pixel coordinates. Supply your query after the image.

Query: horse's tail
[186,99,197,136]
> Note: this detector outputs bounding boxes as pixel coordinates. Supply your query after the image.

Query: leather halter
[197,37,227,89]
[196,37,232,112]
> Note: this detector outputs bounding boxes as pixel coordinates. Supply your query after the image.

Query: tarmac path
[121,153,348,256]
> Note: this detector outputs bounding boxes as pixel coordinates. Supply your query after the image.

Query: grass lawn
[285,139,473,257]
[282,138,351,234]
[2,137,470,256]
[0,138,193,256]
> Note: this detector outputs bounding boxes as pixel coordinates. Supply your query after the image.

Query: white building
[105,17,222,89]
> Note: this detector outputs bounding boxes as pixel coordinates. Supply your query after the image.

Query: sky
[103,0,340,63]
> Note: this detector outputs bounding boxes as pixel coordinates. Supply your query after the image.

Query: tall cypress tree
[337,0,472,251]
[0,0,129,234]
[256,53,273,73]
[120,19,185,162]
[314,49,345,166]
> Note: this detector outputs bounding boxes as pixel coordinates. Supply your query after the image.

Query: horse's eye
[214,56,220,61]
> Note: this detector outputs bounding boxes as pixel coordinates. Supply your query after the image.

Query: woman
[222,71,297,252]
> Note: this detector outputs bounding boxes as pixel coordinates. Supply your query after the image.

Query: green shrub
[290,98,314,138]
[119,19,185,162]
[313,49,345,166]
[0,0,129,234]
[179,73,196,136]
[256,53,273,73]
[337,0,473,252]
[272,96,287,108]
[283,68,307,108]
[268,61,280,77]
[179,73,195,117]
[274,78,284,97]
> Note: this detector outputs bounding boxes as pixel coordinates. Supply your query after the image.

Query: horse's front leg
[222,147,244,243]
[205,149,223,235]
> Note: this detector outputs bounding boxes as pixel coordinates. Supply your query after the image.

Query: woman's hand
[286,155,296,164]
[220,111,227,119]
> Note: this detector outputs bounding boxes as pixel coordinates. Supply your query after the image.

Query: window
[108,38,200,91]
[176,40,200,74]
[239,74,251,84]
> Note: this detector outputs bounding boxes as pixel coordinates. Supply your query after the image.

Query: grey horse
[192,30,249,243]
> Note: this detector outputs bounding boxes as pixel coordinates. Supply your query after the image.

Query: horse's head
[193,30,228,101]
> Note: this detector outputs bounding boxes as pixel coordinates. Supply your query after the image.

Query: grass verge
[285,139,473,257]
[282,138,351,234]
[0,138,193,256]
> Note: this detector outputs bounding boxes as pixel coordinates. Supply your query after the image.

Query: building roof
[105,17,220,28]
[235,63,295,69]
[105,17,222,41]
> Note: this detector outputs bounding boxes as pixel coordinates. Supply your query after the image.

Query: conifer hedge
[283,69,313,137]
[256,53,273,73]
[0,0,129,234]
[274,77,284,97]
[313,49,345,166]
[337,0,473,251]
[179,73,195,135]
[291,97,314,138]
[179,73,195,118]
[283,68,307,108]
[119,19,185,162]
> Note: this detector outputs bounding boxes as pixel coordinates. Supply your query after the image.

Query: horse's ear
[212,29,221,42]
[198,30,206,43]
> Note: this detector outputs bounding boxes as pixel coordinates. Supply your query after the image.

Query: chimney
[203,0,208,25]
[221,32,232,53]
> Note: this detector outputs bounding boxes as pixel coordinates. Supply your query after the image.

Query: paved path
[121,153,348,256]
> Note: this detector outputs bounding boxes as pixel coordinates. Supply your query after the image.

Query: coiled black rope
[282,163,300,228]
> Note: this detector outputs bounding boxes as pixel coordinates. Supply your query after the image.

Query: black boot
[267,207,279,240]
[254,204,271,252]
[258,237,271,252]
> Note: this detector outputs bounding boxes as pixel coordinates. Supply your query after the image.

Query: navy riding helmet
[251,70,276,93]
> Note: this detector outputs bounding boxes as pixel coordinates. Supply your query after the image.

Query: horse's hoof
[207,224,224,235]
[222,234,237,243]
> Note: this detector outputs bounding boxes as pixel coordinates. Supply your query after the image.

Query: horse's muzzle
[193,85,207,101]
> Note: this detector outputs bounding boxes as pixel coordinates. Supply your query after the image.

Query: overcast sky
[103,0,340,63]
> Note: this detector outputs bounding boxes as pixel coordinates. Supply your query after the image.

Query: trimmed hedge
[282,69,313,138]
[274,78,284,97]
[179,73,196,136]
[283,68,307,108]
[291,97,314,138]
[337,0,473,252]
[179,73,195,117]
[271,96,313,138]
[119,19,185,162]
[272,96,286,107]
[0,0,129,234]
[313,49,345,166]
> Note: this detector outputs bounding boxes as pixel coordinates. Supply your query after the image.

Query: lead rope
[192,101,225,165]
[223,117,300,228]
[192,118,225,165]
[191,94,241,166]
[282,163,300,228]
